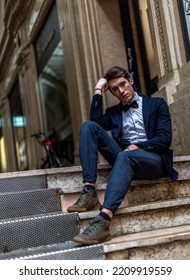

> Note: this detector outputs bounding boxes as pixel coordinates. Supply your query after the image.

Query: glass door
[39,41,73,163]
[34,2,74,164]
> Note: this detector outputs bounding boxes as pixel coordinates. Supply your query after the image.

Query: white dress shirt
[121,93,147,144]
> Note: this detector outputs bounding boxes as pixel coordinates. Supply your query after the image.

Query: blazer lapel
[114,103,123,136]
[142,96,151,136]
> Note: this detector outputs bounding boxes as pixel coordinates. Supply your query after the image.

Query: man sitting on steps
[67,65,178,245]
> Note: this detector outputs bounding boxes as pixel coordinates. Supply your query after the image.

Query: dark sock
[84,185,95,191]
[99,211,111,221]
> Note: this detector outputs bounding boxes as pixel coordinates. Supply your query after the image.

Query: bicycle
[31,131,73,169]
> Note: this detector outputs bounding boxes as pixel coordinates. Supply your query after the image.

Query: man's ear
[129,78,134,85]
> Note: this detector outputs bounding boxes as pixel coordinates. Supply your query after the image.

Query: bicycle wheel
[41,157,52,169]
[58,156,73,167]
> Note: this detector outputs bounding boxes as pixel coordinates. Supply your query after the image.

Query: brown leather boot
[73,215,112,245]
[67,186,100,212]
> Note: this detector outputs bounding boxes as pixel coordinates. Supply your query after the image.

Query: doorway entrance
[119,0,158,95]
[34,2,73,164]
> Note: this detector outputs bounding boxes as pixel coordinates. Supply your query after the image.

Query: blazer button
[148,146,153,150]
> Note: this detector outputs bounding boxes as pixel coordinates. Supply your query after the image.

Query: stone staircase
[0,156,190,259]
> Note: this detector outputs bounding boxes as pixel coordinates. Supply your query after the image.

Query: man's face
[108,76,135,104]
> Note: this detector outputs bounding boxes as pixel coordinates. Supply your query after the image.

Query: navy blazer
[90,93,178,181]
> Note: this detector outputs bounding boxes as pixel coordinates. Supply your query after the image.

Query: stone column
[57,0,127,163]
[148,0,181,104]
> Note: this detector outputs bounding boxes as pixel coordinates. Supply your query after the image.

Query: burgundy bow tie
[122,100,138,112]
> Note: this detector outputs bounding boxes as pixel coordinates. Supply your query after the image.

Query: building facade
[0,0,189,172]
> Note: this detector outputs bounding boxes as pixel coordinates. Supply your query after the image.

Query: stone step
[2,224,189,260]
[60,177,190,212]
[0,155,187,189]
[104,224,190,259]
[0,188,62,220]
[46,156,190,189]
[0,212,79,254]
[77,196,190,236]
[0,156,189,196]
[3,224,190,260]
[0,157,189,260]
[58,157,190,211]
[3,225,190,260]
[0,242,104,260]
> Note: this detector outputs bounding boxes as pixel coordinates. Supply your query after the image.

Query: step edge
[0,242,104,260]
[103,224,190,253]
[0,164,110,179]
[60,175,190,194]
[0,188,62,196]
[78,196,190,220]
[0,155,189,179]
[0,211,78,224]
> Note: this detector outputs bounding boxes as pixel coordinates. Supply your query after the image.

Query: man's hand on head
[94,78,108,95]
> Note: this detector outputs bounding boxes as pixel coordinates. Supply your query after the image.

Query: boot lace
[75,188,89,205]
[83,217,101,234]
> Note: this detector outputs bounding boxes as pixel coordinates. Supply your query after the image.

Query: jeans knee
[117,150,128,158]
[116,151,131,163]
[80,120,99,133]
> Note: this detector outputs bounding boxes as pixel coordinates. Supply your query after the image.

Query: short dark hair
[103,66,131,82]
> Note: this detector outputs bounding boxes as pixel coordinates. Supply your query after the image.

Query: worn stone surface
[106,250,129,260]
[47,167,110,191]
[119,205,190,235]
[170,94,190,156]
[106,239,190,260]
[104,224,190,259]
[128,240,190,260]
[126,180,190,205]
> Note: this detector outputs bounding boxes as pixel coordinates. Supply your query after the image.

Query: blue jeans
[79,121,167,213]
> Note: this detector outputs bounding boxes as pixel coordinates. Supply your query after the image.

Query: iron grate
[0,188,62,220]
[0,175,47,193]
[0,242,105,260]
[0,212,79,253]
